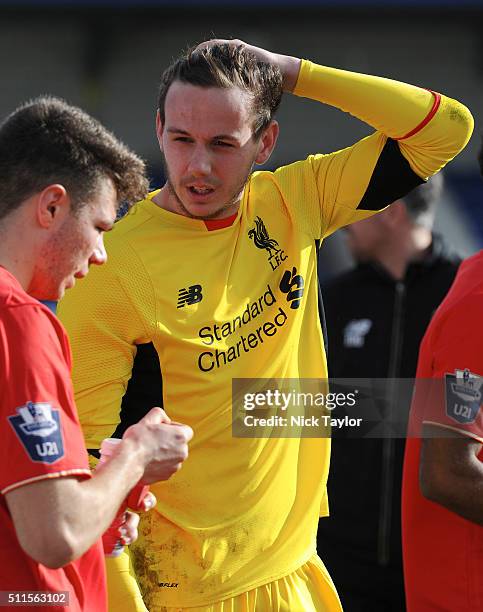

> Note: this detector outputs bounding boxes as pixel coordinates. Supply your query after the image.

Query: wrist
[277,55,302,93]
[116,437,146,484]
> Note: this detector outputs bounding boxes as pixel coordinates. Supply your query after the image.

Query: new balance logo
[177,285,203,308]
[343,319,372,348]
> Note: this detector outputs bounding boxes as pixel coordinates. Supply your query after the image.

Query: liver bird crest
[248,217,280,257]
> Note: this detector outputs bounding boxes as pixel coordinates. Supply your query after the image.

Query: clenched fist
[123,407,193,483]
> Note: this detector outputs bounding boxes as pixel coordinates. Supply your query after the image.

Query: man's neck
[0,216,35,292]
[151,185,182,214]
[0,248,32,291]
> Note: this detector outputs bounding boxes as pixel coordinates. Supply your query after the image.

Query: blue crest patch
[445,369,482,425]
[8,402,65,464]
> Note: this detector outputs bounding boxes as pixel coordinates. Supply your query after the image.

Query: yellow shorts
[105,549,148,612]
[105,551,341,612]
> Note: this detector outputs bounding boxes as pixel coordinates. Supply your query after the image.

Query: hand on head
[193,39,300,92]
[194,38,276,69]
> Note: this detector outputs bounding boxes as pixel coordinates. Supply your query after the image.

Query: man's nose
[188,145,212,176]
[89,234,108,266]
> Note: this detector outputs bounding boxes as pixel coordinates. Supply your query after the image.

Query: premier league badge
[8,401,65,463]
[445,368,482,425]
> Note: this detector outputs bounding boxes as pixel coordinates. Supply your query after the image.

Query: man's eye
[174,137,192,143]
[214,140,233,148]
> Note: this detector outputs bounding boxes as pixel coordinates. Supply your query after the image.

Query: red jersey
[0,267,106,611]
[402,252,483,611]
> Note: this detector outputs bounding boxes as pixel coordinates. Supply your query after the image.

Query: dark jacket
[317,234,461,602]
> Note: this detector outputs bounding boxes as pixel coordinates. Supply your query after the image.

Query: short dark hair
[403,172,444,229]
[0,96,148,222]
[158,42,283,139]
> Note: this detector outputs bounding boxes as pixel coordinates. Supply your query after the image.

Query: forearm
[7,438,145,567]
[423,460,483,525]
[7,410,190,567]
[66,439,146,548]
[420,435,483,525]
[293,60,473,178]
[294,61,433,137]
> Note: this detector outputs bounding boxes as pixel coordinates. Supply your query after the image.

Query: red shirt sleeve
[418,298,483,443]
[0,303,91,495]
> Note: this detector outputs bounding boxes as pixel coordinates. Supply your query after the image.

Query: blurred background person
[317,174,462,611]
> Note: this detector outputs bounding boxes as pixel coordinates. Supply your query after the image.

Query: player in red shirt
[402,146,483,611]
[0,97,193,611]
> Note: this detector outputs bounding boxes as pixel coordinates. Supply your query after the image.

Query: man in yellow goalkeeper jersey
[59,39,473,611]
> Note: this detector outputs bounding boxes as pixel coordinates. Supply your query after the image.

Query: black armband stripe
[357,139,425,212]
[110,342,164,439]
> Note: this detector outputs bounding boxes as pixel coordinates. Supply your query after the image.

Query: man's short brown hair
[0,96,148,221]
[158,42,283,139]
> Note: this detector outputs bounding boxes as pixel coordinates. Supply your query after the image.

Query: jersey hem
[154,548,317,608]
[1,468,92,495]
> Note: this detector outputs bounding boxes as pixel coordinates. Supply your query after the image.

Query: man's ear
[36,184,69,229]
[156,110,164,151]
[255,120,280,166]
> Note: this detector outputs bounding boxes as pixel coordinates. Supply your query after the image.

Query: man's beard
[161,154,253,220]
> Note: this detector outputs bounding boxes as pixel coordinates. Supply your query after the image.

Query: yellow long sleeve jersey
[59,60,473,607]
